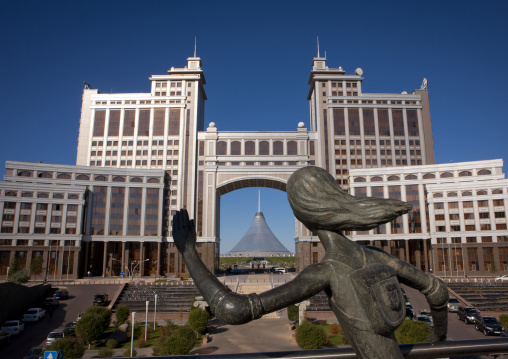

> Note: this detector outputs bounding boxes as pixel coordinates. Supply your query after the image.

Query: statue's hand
[172,209,197,256]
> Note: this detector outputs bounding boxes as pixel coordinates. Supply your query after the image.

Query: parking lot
[0,284,120,359]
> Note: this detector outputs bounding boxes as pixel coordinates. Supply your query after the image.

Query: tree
[30,255,44,279]
[115,305,130,325]
[8,255,20,275]
[75,306,112,348]
[47,337,85,359]
[188,307,210,335]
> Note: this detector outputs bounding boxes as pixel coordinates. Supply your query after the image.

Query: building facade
[3,53,504,277]
[339,159,507,277]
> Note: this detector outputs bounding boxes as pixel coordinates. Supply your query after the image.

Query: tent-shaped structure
[225,211,292,257]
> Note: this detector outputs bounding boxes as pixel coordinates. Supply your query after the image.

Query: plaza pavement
[82,318,299,357]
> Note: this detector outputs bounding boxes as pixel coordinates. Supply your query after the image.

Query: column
[157,242,161,277]
[121,242,126,276]
[405,240,410,263]
[140,242,145,277]
[102,242,108,277]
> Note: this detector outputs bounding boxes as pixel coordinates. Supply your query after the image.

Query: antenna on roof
[194,36,197,57]
[317,36,320,58]
[258,190,261,212]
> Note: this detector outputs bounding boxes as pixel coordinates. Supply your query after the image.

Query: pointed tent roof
[226,211,292,257]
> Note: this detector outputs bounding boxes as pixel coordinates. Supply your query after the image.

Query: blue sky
[1,1,507,253]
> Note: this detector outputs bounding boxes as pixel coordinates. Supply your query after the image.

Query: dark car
[475,315,505,336]
[53,289,69,300]
[64,321,77,335]
[23,347,43,359]
[0,330,10,347]
[93,293,108,306]
[457,306,480,324]
[42,297,59,308]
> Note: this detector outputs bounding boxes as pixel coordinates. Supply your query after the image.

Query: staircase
[113,283,201,313]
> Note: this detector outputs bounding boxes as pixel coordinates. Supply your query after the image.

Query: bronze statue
[173,166,448,358]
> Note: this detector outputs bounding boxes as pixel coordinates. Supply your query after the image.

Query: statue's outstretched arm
[368,247,448,341]
[173,209,329,324]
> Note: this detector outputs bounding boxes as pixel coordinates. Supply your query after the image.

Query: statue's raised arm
[172,209,329,324]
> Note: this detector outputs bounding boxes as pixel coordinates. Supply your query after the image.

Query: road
[0,284,120,359]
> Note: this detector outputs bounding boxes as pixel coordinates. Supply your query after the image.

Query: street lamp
[130,259,149,279]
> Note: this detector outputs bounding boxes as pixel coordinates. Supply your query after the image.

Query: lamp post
[131,259,149,279]
[131,312,136,357]
[145,301,149,341]
[154,294,158,330]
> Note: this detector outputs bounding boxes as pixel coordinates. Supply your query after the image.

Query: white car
[45,330,64,346]
[22,308,46,322]
[1,320,25,335]
[495,275,508,282]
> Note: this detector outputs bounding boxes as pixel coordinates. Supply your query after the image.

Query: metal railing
[132,338,508,359]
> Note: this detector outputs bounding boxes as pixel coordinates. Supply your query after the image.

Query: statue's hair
[287,166,412,232]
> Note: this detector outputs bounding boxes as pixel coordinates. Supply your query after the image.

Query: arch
[216,176,287,196]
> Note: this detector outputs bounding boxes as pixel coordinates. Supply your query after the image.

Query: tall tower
[307,57,435,188]
[76,56,207,219]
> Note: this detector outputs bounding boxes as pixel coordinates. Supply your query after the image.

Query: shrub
[47,337,85,359]
[287,305,299,322]
[188,307,210,335]
[153,325,195,356]
[341,333,350,345]
[123,349,136,357]
[115,305,130,325]
[135,338,146,348]
[499,314,508,328]
[330,323,339,334]
[8,269,30,284]
[98,348,114,358]
[295,321,327,349]
[106,338,118,349]
[395,319,433,344]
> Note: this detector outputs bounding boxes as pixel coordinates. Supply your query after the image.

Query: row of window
[352,169,493,183]
[434,199,505,209]
[1,191,81,199]
[216,140,298,156]
[91,139,180,147]
[91,149,180,157]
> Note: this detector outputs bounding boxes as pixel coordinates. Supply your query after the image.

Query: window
[387,176,400,181]
[478,169,491,175]
[245,141,255,155]
[459,171,472,177]
[440,172,453,178]
[217,141,227,156]
[273,141,283,155]
[423,173,435,179]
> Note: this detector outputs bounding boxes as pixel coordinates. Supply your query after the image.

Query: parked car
[270,267,285,274]
[415,315,433,327]
[418,309,432,318]
[53,289,69,300]
[457,306,480,324]
[43,297,59,308]
[23,347,43,359]
[64,321,77,335]
[405,304,415,319]
[93,293,108,306]
[448,297,461,312]
[475,315,505,336]
[45,330,65,346]
[1,320,25,335]
[22,308,46,322]
[0,330,11,347]
[494,275,508,282]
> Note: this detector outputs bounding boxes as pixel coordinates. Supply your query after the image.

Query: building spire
[317,36,320,58]
[194,36,197,57]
